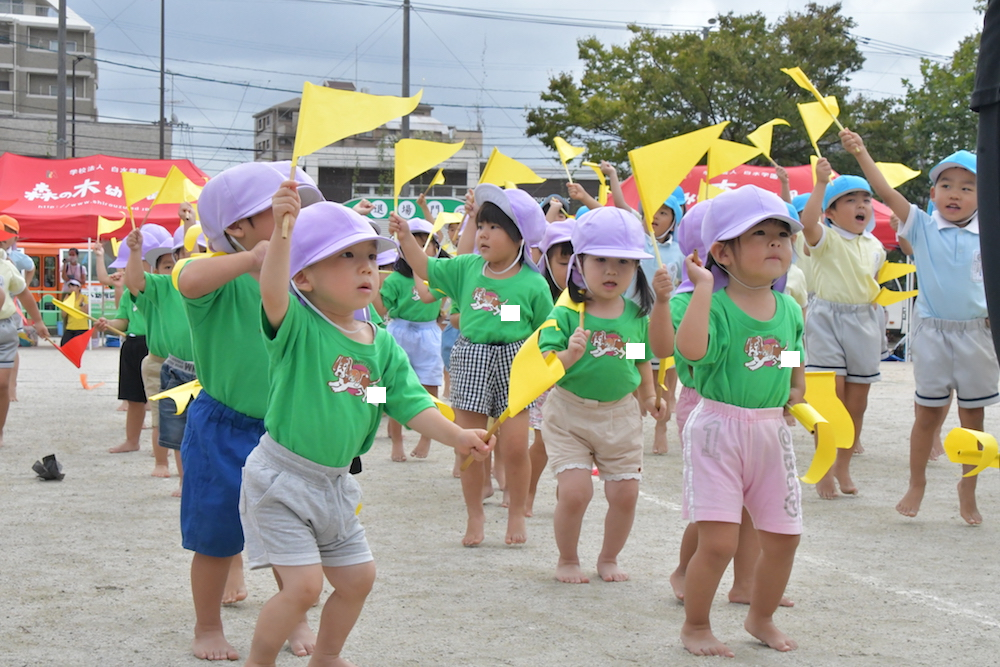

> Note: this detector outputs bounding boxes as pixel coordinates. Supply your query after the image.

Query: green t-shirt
[263,297,435,467]
[134,273,194,361]
[368,304,384,327]
[115,290,146,337]
[539,298,652,402]
[180,269,269,419]
[380,271,442,323]
[670,291,694,388]
[675,289,803,409]
[427,254,553,344]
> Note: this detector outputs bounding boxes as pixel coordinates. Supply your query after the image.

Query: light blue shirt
[6,249,34,273]
[898,204,985,320]
[629,233,684,305]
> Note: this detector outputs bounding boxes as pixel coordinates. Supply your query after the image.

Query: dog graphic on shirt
[590,330,628,359]
[469,287,507,315]
[329,355,373,398]
[410,286,422,301]
[744,336,787,371]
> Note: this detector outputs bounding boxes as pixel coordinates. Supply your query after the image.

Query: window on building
[256,116,266,132]
[47,39,76,52]
[0,23,11,44]
[27,73,57,96]
[35,2,55,17]
[0,1,25,16]
[0,72,10,92]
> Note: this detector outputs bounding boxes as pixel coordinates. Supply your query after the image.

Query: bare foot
[596,559,629,582]
[728,588,794,607]
[505,515,527,545]
[929,439,945,461]
[835,468,858,495]
[525,492,535,518]
[117,400,128,412]
[555,561,589,584]
[287,619,316,657]
[192,625,239,661]
[501,487,510,509]
[390,441,407,462]
[481,484,494,501]
[681,624,734,658]
[745,616,798,652]
[151,464,170,478]
[853,442,865,455]
[463,515,485,547]
[171,486,182,498]
[410,438,431,458]
[815,474,839,499]
[221,568,247,607]
[108,441,139,454]
[9,393,16,402]
[896,484,925,518]
[958,478,982,525]
[669,569,685,601]
[652,420,668,455]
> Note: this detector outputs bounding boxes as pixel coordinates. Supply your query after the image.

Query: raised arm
[567,182,601,211]
[123,228,146,297]
[675,253,713,362]
[455,189,478,256]
[648,266,675,358]
[775,165,792,203]
[388,213,430,280]
[801,158,833,248]
[840,128,911,222]
[602,161,636,215]
[259,181,301,330]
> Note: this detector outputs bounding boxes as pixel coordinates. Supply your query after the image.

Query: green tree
[526,2,865,171]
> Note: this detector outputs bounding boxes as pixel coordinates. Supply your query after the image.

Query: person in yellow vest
[60,279,90,346]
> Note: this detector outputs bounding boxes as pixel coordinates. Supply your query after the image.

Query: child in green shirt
[241,183,492,667]
[391,183,551,547]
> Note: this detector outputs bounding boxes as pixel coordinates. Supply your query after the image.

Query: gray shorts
[239,433,372,570]
[912,317,1000,409]
[0,316,19,368]
[804,298,882,384]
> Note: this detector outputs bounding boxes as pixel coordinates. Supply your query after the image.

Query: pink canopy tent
[0,153,209,244]
[616,164,898,249]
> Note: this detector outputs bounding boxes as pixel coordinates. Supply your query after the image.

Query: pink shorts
[681,398,802,535]
[674,384,701,441]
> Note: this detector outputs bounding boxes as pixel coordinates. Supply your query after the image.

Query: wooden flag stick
[281,161,296,239]
[459,412,507,472]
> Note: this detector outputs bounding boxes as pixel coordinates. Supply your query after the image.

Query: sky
[67,0,986,175]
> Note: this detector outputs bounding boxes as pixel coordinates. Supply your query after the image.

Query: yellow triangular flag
[51,296,89,322]
[393,139,465,205]
[581,161,609,205]
[292,82,423,164]
[430,212,463,236]
[554,137,585,165]
[745,119,789,161]
[782,67,844,131]
[97,213,127,237]
[875,162,921,189]
[876,262,916,285]
[428,168,445,188]
[150,166,202,209]
[506,320,564,417]
[944,428,1000,477]
[120,172,165,208]
[874,288,918,307]
[148,379,203,415]
[110,237,122,257]
[628,122,729,240]
[697,180,727,201]
[63,292,76,310]
[430,395,455,422]
[478,147,545,186]
[707,139,762,180]
[797,97,840,155]
[554,288,584,313]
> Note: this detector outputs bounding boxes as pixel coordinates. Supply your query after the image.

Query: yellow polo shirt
[0,257,25,320]
[807,226,885,304]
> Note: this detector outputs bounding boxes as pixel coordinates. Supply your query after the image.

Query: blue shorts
[159,356,197,451]
[441,323,459,372]
[388,319,443,386]
[180,390,265,558]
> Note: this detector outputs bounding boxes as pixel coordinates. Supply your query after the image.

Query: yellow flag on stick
[782,67,846,132]
[150,165,203,209]
[876,262,916,285]
[479,147,545,186]
[874,287,918,307]
[149,379,203,415]
[794,371,855,483]
[581,161,609,205]
[745,119,789,163]
[507,320,565,417]
[393,138,465,208]
[120,172,165,209]
[707,139,762,180]
[110,237,121,257]
[184,224,205,252]
[628,122,729,255]
[426,168,446,190]
[944,428,1000,477]
[875,162,921,189]
[554,137,585,183]
[697,180,727,201]
[422,211,464,251]
[797,98,840,157]
[97,213,127,237]
[292,82,423,165]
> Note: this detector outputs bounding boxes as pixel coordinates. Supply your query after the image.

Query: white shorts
[804,297,882,384]
[912,317,1000,409]
[240,433,372,570]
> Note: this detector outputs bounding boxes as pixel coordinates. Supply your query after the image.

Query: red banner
[0,153,209,244]
[617,164,897,249]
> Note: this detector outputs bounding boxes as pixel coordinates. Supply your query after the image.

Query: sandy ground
[2,345,1000,666]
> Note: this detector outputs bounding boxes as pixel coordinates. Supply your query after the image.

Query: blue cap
[785,202,800,222]
[660,195,684,233]
[822,175,872,212]
[791,193,810,214]
[929,150,976,183]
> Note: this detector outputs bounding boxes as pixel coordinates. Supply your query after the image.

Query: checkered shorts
[449,335,526,418]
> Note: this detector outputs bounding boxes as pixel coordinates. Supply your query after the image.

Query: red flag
[51,329,93,368]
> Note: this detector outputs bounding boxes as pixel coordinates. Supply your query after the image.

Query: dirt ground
[2,345,999,666]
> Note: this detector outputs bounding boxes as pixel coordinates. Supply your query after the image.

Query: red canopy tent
[616,164,898,249]
[0,154,209,244]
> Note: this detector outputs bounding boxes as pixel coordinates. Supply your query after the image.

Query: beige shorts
[541,386,643,482]
[141,354,166,428]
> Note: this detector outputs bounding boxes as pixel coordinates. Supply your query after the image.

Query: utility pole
[401,0,410,139]
[159,0,166,159]
[56,0,67,159]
